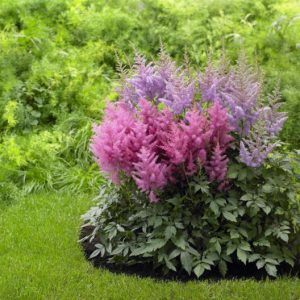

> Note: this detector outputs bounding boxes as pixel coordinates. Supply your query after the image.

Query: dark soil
[80,225,300,282]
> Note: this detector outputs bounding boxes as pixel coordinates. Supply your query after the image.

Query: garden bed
[80,225,300,282]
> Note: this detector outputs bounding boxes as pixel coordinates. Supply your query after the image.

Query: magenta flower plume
[138,98,174,148]
[162,109,212,176]
[132,147,169,203]
[90,102,150,183]
[205,143,229,183]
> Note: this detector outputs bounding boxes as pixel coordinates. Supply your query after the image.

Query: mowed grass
[0,193,300,300]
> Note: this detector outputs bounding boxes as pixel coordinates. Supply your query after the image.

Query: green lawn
[0,193,299,300]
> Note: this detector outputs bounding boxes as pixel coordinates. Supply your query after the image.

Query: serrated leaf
[215,241,221,255]
[278,232,289,242]
[205,252,219,262]
[226,243,237,255]
[154,217,163,228]
[187,246,200,257]
[165,257,177,272]
[216,198,226,206]
[106,243,112,254]
[227,168,238,179]
[89,249,101,259]
[147,239,167,251]
[180,252,193,275]
[194,264,205,278]
[165,225,177,240]
[230,230,240,239]
[108,229,117,240]
[172,235,186,250]
[238,169,247,181]
[248,254,260,263]
[111,246,124,255]
[202,262,212,270]
[240,194,252,201]
[209,201,219,215]
[285,258,295,267]
[116,224,125,232]
[238,228,248,238]
[223,211,237,222]
[237,248,247,264]
[262,184,273,193]
[169,249,181,260]
[175,222,184,229]
[262,206,271,214]
[256,260,265,269]
[265,258,279,265]
[239,241,251,252]
[130,246,148,256]
[218,260,228,277]
[265,264,277,277]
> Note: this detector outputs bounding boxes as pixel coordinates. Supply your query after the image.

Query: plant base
[80,225,300,282]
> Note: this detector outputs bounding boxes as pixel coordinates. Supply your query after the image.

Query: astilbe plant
[84,50,300,279]
[91,98,233,202]
[199,54,287,167]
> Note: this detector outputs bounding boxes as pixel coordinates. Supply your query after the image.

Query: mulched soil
[80,225,300,282]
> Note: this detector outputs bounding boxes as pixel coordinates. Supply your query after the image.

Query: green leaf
[248,254,260,263]
[278,232,289,242]
[215,241,221,255]
[164,257,177,272]
[230,230,240,239]
[147,239,167,251]
[218,260,228,277]
[238,169,247,181]
[172,235,186,250]
[209,201,219,215]
[180,252,193,275]
[216,198,226,207]
[256,260,265,269]
[227,167,238,179]
[130,246,148,256]
[169,249,181,260]
[262,184,273,193]
[116,224,125,232]
[262,206,271,215]
[265,264,278,277]
[165,225,177,240]
[187,246,200,257]
[226,243,237,255]
[239,241,251,252]
[240,194,252,201]
[154,217,163,228]
[237,248,247,264]
[89,249,101,259]
[194,264,205,278]
[254,239,271,247]
[223,211,237,222]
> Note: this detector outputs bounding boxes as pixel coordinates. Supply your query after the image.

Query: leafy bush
[82,151,300,278]
[82,52,300,278]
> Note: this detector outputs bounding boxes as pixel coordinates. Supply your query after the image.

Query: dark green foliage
[82,151,300,278]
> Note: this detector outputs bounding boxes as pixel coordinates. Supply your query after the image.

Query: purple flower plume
[118,51,195,114]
